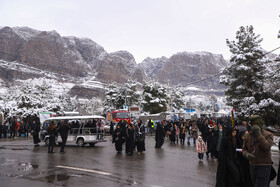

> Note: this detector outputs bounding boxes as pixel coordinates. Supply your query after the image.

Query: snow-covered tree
[220,25,276,124]
[170,87,185,112]
[103,80,142,113]
[142,81,168,114]
[1,78,76,122]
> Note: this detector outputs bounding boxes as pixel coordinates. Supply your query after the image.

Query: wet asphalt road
[0,136,279,187]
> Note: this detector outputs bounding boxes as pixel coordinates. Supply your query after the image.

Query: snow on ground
[0,60,74,80]
[17,78,75,96]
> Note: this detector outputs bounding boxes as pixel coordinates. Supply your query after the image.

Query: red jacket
[15,123,20,130]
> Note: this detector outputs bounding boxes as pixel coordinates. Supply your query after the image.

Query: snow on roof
[185,87,200,91]
[44,115,105,122]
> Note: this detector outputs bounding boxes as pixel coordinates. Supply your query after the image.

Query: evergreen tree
[142,81,167,114]
[1,78,76,122]
[103,80,142,113]
[259,55,280,125]
[170,87,185,112]
[220,25,271,120]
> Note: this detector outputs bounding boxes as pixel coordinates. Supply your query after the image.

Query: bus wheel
[77,138,84,147]
[89,143,95,147]
[45,138,49,146]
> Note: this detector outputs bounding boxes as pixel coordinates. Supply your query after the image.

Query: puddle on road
[45,173,70,183]
[44,173,82,183]
[17,163,40,171]
[7,174,24,178]
[12,148,30,151]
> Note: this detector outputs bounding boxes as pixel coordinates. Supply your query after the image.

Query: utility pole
[125,89,127,107]
[211,95,215,114]
[167,80,170,112]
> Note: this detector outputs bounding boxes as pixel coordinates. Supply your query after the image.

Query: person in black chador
[236,131,253,187]
[135,119,145,155]
[112,124,124,153]
[47,121,57,153]
[118,119,127,131]
[216,127,240,187]
[206,127,216,158]
[125,123,135,155]
[31,120,41,146]
[109,122,114,135]
[155,122,165,148]
[277,139,280,185]
[58,121,71,153]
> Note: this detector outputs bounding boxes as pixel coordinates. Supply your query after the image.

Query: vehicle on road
[106,110,131,124]
[41,115,107,147]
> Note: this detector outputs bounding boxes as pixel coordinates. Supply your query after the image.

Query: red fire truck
[107,110,131,124]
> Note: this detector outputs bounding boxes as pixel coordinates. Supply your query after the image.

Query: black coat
[109,122,114,135]
[155,124,165,148]
[125,128,135,154]
[216,135,240,187]
[113,128,124,151]
[58,123,70,137]
[277,140,280,185]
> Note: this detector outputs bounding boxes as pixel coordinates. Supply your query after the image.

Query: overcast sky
[0,0,279,63]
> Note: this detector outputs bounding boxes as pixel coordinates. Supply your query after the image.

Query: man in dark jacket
[242,115,273,187]
[58,121,70,153]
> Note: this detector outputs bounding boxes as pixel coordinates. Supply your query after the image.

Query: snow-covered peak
[172,51,228,68]
[109,50,137,65]
[12,26,40,40]
[75,37,105,52]
[139,56,169,78]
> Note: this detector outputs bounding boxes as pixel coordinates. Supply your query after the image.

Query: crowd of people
[0,115,279,187]
[0,120,40,139]
[111,115,278,187]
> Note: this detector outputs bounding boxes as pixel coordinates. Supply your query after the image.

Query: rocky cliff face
[139,51,229,89]
[0,26,147,84]
[0,26,229,98]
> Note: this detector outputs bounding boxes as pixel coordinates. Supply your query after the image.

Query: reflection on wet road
[0,136,279,187]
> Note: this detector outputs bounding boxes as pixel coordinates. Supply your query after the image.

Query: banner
[39,112,54,124]
[231,110,235,127]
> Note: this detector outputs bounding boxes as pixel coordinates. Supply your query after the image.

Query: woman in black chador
[135,119,145,155]
[216,127,240,187]
[155,122,165,148]
[125,123,135,155]
[112,124,124,153]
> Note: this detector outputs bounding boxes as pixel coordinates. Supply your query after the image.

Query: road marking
[56,165,112,176]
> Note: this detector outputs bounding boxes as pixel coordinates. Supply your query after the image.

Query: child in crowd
[196,136,207,161]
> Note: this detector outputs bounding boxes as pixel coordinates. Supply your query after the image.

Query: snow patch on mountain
[139,56,169,78]
[0,59,74,80]
[12,27,40,40]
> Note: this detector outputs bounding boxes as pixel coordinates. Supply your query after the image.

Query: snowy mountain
[0,26,230,99]
[139,51,229,90]
[0,26,147,84]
